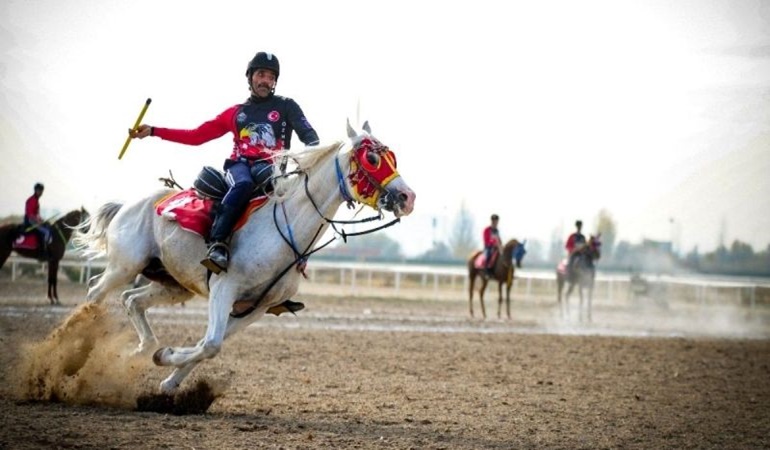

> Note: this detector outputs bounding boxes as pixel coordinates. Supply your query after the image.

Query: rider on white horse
[128,51,320,273]
[565,219,586,276]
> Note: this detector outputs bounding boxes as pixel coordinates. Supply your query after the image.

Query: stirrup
[266,299,306,316]
[200,242,229,274]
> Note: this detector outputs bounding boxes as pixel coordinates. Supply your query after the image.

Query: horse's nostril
[398,192,408,202]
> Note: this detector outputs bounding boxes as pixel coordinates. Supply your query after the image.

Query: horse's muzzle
[380,178,415,217]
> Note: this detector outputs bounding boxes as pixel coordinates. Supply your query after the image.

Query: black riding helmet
[246,52,280,79]
[34,182,44,191]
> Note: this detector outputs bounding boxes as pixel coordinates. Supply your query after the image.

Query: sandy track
[0,278,769,449]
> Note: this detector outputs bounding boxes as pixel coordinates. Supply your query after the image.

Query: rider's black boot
[200,203,241,274]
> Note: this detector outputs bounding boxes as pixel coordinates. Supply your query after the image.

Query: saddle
[12,229,41,251]
[11,224,52,256]
[473,249,498,270]
[557,259,568,275]
[154,166,270,238]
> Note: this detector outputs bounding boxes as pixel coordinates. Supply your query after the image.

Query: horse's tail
[72,202,123,258]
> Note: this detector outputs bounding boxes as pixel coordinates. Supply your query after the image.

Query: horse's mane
[271,140,346,201]
[504,238,519,250]
[502,239,519,259]
[57,208,85,228]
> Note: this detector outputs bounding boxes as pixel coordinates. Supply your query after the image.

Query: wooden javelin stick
[118,98,152,160]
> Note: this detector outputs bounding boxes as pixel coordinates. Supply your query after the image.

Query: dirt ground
[0,278,769,450]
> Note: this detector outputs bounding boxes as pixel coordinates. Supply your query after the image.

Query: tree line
[323,206,770,277]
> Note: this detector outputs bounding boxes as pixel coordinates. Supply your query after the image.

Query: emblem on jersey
[240,123,277,148]
[267,110,280,122]
[236,112,247,123]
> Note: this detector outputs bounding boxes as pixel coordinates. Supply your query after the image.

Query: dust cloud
[10,302,227,414]
[11,303,155,408]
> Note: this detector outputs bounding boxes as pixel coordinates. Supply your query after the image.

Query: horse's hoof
[152,347,170,366]
[159,378,179,395]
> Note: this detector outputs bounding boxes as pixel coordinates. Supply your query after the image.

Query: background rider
[482,214,502,276]
[24,182,52,255]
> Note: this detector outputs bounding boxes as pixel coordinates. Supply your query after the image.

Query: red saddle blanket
[12,233,39,251]
[473,250,498,270]
[557,258,568,275]
[154,189,269,238]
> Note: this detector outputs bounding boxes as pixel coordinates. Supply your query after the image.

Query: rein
[303,174,401,242]
[51,220,69,244]
[26,212,80,244]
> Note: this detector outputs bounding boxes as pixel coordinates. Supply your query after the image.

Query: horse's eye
[366,151,380,167]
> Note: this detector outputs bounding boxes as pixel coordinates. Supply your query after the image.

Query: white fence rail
[5,255,769,309]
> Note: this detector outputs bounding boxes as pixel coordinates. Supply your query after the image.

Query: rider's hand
[128,124,153,139]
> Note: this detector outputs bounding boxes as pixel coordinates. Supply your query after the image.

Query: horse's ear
[362,120,371,134]
[346,118,356,138]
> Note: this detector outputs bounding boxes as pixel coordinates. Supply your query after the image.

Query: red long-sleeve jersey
[153,95,319,162]
[483,226,500,248]
[25,195,41,223]
[565,232,586,253]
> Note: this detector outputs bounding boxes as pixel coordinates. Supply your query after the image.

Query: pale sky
[1,0,769,257]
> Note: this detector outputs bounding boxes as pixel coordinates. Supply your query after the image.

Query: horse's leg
[587,276,595,323]
[121,282,195,354]
[497,281,504,319]
[479,279,488,319]
[86,262,145,304]
[468,271,476,318]
[564,282,575,320]
[87,272,103,289]
[577,281,586,322]
[47,259,60,305]
[153,282,238,369]
[0,246,11,270]
[159,311,257,393]
[505,280,512,320]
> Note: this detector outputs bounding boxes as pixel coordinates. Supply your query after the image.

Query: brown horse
[0,208,88,304]
[467,238,527,319]
[556,234,601,322]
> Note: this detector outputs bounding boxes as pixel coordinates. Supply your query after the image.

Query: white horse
[75,122,415,394]
[556,234,601,322]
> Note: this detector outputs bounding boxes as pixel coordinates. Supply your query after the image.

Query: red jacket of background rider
[483,226,500,248]
[25,195,41,222]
